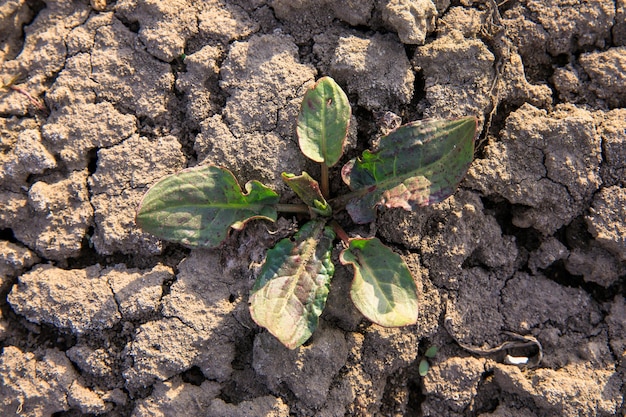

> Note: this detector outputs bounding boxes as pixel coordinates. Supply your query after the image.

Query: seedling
[137,77,476,349]
[1,73,46,112]
[419,345,439,376]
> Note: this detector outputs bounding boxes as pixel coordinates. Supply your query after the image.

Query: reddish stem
[329,220,350,245]
[275,204,311,214]
[320,162,330,199]
[9,85,46,111]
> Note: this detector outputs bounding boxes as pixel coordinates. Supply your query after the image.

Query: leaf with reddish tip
[282,172,332,216]
[341,117,477,223]
[297,76,351,167]
[136,165,279,248]
[249,220,335,349]
[340,237,418,326]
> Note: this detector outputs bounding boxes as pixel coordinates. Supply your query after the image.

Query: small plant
[137,77,476,349]
[419,345,439,376]
[1,73,46,112]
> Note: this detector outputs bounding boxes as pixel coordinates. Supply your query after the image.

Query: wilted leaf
[297,76,351,167]
[249,220,335,349]
[136,165,279,248]
[340,238,418,326]
[282,172,331,216]
[341,117,477,223]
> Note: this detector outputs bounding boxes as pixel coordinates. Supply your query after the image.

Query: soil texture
[1,0,625,416]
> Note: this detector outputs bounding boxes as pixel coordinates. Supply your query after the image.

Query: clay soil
[1,0,625,416]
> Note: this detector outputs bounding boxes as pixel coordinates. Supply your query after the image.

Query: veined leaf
[297,76,351,167]
[136,165,279,248]
[340,238,418,326]
[341,117,477,223]
[282,172,332,216]
[249,220,335,349]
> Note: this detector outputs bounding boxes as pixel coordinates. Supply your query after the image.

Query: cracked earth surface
[1,0,625,416]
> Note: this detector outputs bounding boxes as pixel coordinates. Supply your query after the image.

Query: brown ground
[1,0,625,416]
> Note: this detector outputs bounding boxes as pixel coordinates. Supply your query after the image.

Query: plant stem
[275,203,311,214]
[329,220,350,245]
[320,162,330,199]
[7,85,46,111]
[328,185,377,211]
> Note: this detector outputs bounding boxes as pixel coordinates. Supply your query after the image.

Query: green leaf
[340,238,418,326]
[249,220,335,349]
[424,345,438,358]
[419,358,430,377]
[136,165,279,248]
[297,76,351,167]
[282,172,332,216]
[341,117,477,223]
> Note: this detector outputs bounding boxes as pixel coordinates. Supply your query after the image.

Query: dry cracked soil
[1,0,625,416]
